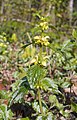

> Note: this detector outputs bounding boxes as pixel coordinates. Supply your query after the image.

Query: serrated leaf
[40,78,58,91]
[27,65,47,88]
[61,40,74,52]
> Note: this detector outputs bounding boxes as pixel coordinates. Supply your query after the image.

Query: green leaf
[49,95,58,104]
[47,112,54,120]
[71,102,77,112]
[40,78,58,91]
[36,112,55,120]
[61,82,70,88]
[49,95,63,110]
[61,40,74,52]
[60,109,69,118]
[32,101,40,113]
[72,29,77,39]
[32,100,48,114]
[0,104,13,120]
[18,117,30,120]
[27,65,47,89]
[36,115,43,120]
[0,90,8,99]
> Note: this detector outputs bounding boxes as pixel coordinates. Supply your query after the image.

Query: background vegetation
[0,0,77,120]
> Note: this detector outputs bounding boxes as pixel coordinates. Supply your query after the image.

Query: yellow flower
[40,22,48,30]
[0,43,7,47]
[3,37,7,41]
[11,33,17,41]
[34,36,40,40]
[34,35,50,46]
[0,43,4,47]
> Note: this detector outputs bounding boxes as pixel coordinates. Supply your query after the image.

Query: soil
[10,103,36,120]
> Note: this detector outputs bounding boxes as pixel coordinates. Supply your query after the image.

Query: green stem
[37,88,43,114]
[39,46,42,64]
